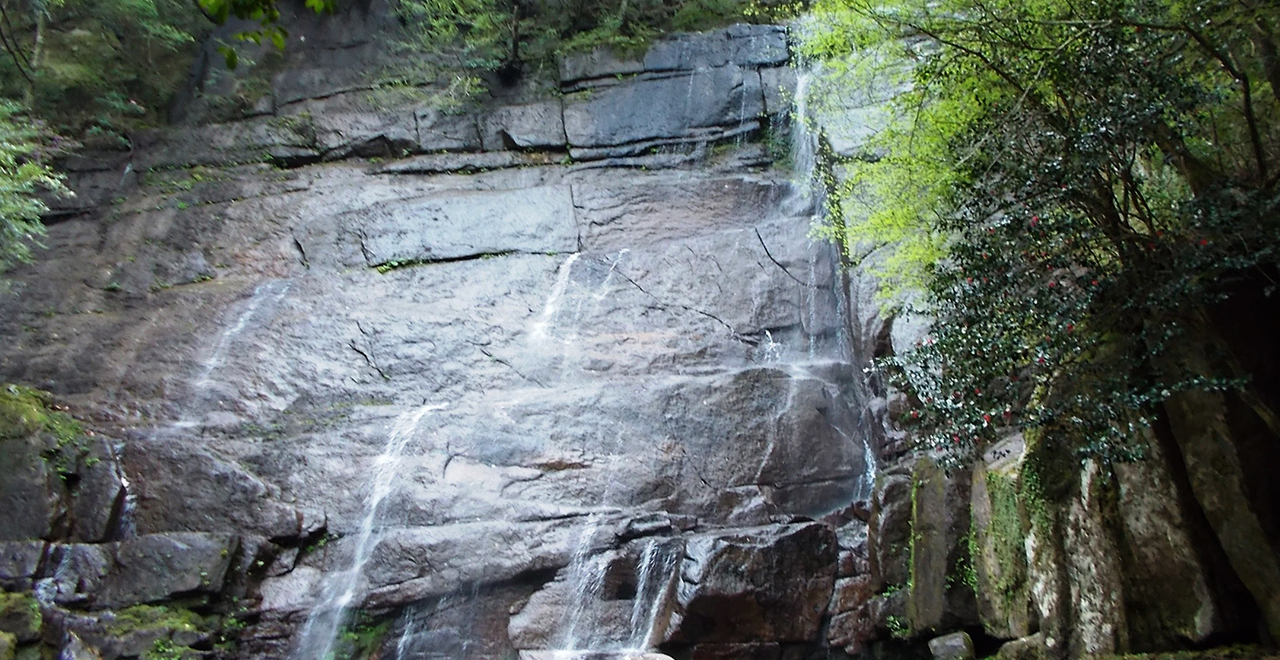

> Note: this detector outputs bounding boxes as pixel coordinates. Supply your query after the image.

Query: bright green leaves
[803,0,1280,468]
[0,101,67,276]
[200,0,334,68]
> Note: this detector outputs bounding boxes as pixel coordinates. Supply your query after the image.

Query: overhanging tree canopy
[802,0,1280,467]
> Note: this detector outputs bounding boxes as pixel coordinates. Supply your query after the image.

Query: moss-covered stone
[0,631,16,660]
[331,616,392,660]
[12,644,44,660]
[970,462,1033,640]
[0,593,41,643]
[102,605,206,638]
[0,385,81,444]
[907,457,947,635]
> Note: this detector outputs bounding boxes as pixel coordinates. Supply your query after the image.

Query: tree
[801,0,1280,468]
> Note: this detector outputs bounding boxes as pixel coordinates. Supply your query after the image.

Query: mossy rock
[12,644,45,660]
[0,631,16,660]
[0,386,80,444]
[0,593,41,643]
[330,616,393,660]
[103,605,207,638]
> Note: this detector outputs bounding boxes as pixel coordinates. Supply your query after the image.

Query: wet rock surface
[2,4,1265,660]
[0,11,883,660]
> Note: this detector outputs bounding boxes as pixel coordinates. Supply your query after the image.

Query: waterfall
[291,403,447,660]
[194,279,292,391]
[624,540,680,651]
[790,67,820,207]
[557,455,623,651]
[529,253,582,344]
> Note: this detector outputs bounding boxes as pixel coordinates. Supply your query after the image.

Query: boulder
[0,543,46,591]
[970,462,1035,639]
[57,633,100,660]
[869,471,912,589]
[928,632,975,660]
[0,593,40,643]
[0,433,61,542]
[996,634,1049,660]
[43,604,212,660]
[907,458,948,634]
[41,544,113,607]
[68,438,127,543]
[665,523,837,644]
[1063,461,1127,657]
[92,533,236,609]
[906,457,978,636]
[1114,433,1218,647]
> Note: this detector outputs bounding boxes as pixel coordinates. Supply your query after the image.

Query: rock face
[0,10,872,660]
[5,4,1273,660]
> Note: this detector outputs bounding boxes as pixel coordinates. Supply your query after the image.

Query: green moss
[143,638,185,660]
[0,385,81,443]
[332,617,392,660]
[0,592,42,639]
[104,605,206,638]
[984,470,1027,602]
[1020,428,1076,535]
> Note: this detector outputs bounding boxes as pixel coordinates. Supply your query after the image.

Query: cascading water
[624,540,681,651]
[194,279,292,391]
[557,455,623,651]
[383,47,869,660]
[292,403,448,660]
[529,254,582,344]
[119,279,295,539]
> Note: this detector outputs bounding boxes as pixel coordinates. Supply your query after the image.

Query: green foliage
[0,0,214,136]
[144,638,185,660]
[885,614,909,639]
[199,0,335,69]
[0,102,66,275]
[804,0,1280,470]
[387,0,761,91]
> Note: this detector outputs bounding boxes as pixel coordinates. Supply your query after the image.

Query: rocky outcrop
[0,9,876,660]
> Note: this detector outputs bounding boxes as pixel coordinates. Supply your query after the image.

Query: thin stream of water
[530,253,582,344]
[195,280,292,390]
[292,403,448,660]
[559,454,625,651]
